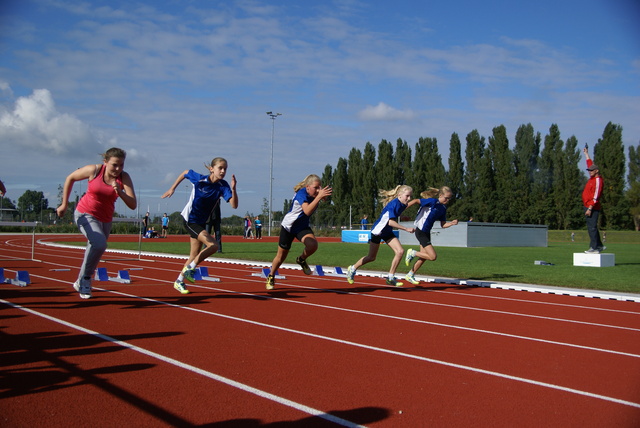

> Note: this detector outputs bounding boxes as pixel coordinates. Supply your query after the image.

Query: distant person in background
[205,200,223,253]
[162,157,237,294]
[360,214,369,230]
[468,217,473,222]
[404,186,458,285]
[571,232,575,242]
[56,147,137,299]
[142,211,150,235]
[243,215,254,239]
[254,216,262,239]
[161,213,169,238]
[582,147,605,254]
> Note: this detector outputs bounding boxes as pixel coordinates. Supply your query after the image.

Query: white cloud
[358,102,415,121]
[0,88,102,157]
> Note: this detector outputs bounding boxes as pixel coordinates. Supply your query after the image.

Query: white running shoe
[73,279,92,299]
[405,248,416,266]
[346,265,356,284]
[404,272,420,285]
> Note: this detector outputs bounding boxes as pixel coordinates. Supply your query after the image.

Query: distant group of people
[142,211,169,238]
[53,142,606,300]
[243,215,262,239]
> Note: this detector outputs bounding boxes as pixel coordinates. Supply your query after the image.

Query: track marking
[269,281,640,332]
[49,289,640,410]
[190,284,640,359]
[429,289,640,315]
[0,298,366,428]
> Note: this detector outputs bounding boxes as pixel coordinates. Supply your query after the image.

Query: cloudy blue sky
[1,0,639,221]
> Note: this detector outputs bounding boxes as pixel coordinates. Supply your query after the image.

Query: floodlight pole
[266,111,282,237]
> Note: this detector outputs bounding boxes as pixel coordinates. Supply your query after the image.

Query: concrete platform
[573,252,615,267]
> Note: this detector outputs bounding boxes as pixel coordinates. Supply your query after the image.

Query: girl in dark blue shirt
[404,186,458,285]
[346,185,415,287]
[162,157,238,294]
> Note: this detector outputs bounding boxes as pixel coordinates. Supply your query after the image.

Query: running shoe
[296,257,312,275]
[386,277,403,287]
[266,275,275,290]
[73,279,92,299]
[174,280,190,294]
[404,272,420,285]
[346,265,356,284]
[405,248,416,266]
[584,248,600,254]
[181,266,196,283]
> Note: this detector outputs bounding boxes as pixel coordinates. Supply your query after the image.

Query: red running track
[1,233,639,427]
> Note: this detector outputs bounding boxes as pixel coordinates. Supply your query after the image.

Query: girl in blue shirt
[346,185,415,286]
[162,157,238,294]
[404,186,458,285]
[266,174,332,290]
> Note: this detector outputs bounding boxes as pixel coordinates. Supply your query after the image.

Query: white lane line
[189,284,640,359]
[12,260,640,358]
[277,281,640,332]
[57,290,640,410]
[0,299,366,428]
[20,269,640,358]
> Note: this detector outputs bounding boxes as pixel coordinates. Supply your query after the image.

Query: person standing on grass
[254,216,262,239]
[161,213,169,238]
[346,185,415,287]
[403,186,458,285]
[142,211,150,236]
[162,157,238,294]
[266,174,332,290]
[56,147,137,299]
[582,147,605,254]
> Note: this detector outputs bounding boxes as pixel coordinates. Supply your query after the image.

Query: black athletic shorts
[185,222,206,239]
[370,229,397,245]
[278,226,314,250]
[415,228,432,247]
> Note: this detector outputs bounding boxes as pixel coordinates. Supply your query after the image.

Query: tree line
[311,122,640,231]
[3,122,639,233]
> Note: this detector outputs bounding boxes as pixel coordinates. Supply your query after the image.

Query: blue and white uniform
[281,187,315,235]
[181,170,233,224]
[370,198,407,242]
[414,198,447,232]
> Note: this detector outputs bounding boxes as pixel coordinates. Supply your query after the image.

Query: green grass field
[61,230,640,294]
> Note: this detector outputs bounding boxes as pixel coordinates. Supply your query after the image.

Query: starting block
[312,265,346,277]
[1,268,30,287]
[252,267,286,280]
[197,267,220,282]
[94,267,131,283]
